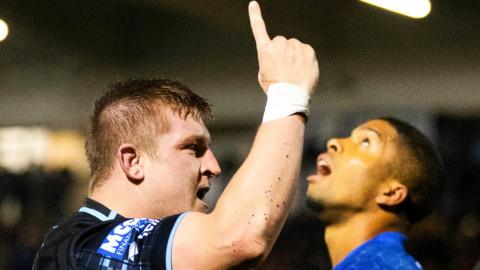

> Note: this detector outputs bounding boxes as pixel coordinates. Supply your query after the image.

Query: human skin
[91,1,320,269]
[307,119,410,266]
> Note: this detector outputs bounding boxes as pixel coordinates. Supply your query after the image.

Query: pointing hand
[248,1,319,95]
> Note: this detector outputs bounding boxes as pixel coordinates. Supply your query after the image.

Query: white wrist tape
[262,83,311,123]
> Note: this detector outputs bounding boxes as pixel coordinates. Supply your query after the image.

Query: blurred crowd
[0,115,479,270]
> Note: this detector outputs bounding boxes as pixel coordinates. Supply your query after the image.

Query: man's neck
[88,176,156,219]
[324,211,406,267]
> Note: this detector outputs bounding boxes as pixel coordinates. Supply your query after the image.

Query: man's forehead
[167,111,211,141]
[349,122,405,157]
[354,120,397,137]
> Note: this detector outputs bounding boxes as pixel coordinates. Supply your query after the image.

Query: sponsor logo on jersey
[97,218,160,260]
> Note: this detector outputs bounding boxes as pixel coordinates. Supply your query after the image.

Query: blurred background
[0,0,479,269]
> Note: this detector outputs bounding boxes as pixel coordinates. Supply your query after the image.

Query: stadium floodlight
[0,18,8,42]
[359,0,431,19]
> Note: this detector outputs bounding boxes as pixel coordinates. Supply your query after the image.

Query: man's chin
[194,199,210,213]
[306,197,325,213]
[306,198,361,226]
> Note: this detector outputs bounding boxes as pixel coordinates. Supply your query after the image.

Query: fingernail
[249,1,258,8]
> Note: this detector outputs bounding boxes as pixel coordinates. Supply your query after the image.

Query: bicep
[171,212,259,270]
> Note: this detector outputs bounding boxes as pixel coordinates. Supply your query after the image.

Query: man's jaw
[306,197,325,212]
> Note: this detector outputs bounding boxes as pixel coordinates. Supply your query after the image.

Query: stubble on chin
[306,197,335,225]
[306,197,325,212]
[306,197,360,226]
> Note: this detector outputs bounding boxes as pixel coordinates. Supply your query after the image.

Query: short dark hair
[85,79,213,191]
[380,117,446,224]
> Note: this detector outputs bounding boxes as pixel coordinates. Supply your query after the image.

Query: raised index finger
[248,1,270,47]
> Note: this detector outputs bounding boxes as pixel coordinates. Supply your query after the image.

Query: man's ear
[375,179,408,207]
[117,144,144,182]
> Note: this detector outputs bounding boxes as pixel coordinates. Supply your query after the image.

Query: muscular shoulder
[34,210,187,270]
[33,211,100,269]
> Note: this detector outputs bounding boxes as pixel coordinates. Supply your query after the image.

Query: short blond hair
[85,79,213,191]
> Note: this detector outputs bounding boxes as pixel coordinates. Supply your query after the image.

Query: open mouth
[196,187,210,200]
[317,159,332,176]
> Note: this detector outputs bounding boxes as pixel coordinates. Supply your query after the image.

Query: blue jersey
[334,232,423,270]
[33,198,187,270]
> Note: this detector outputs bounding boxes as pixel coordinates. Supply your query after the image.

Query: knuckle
[303,44,316,55]
[303,43,314,51]
[273,35,287,42]
[288,38,300,44]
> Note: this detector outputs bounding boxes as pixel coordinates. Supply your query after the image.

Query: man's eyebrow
[180,134,210,145]
[354,127,383,140]
[364,127,383,139]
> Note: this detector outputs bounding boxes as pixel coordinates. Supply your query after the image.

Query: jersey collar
[78,198,124,221]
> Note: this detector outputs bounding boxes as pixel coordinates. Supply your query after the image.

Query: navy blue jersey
[33,198,187,270]
[334,232,423,270]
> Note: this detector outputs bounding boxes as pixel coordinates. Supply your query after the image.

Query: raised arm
[172,2,319,269]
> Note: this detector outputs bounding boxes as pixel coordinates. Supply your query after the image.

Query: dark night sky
[0,0,479,128]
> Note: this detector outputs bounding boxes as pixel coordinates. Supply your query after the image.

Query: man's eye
[186,144,198,152]
[361,138,370,148]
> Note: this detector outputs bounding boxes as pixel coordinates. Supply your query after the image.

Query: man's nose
[327,138,343,153]
[201,149,222,178]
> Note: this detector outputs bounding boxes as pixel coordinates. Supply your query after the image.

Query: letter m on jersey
[100,234,123,253]
[97,219,139,260]
[96,218,159,260]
